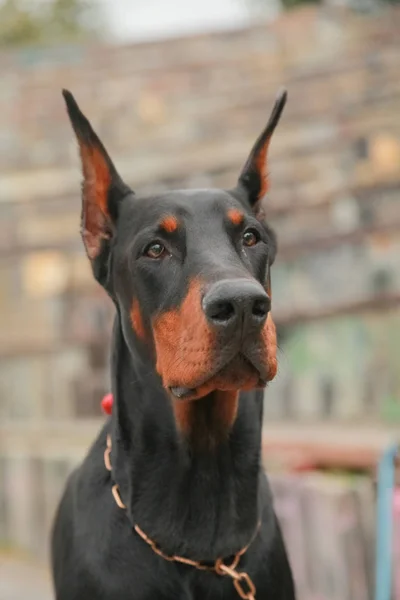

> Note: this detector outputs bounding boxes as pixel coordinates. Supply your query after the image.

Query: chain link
[216,561,256,599]
[105,435,257,599]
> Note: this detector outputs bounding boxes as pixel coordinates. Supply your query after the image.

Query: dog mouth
[169,353,266,400]
[170,386,196,399]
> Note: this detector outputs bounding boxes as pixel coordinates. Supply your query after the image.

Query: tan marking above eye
[227,209,244,226]
[160,216,179,233]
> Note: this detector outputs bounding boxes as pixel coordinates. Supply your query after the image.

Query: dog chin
[168,354,267,401]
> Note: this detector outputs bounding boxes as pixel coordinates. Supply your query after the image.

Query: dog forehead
[158,188,233,208]
[151,188,236,207]
[122,188,244,226]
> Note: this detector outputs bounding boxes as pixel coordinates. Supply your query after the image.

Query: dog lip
[242,345,269,380]
[168,352,263,400]
[169,386,196,399]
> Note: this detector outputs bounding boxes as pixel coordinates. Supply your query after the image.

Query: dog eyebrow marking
[160,215,179,233]
[130,299,146,340]
[227,209,244,226]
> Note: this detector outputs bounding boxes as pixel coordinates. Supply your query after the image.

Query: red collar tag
[101,393,113,415]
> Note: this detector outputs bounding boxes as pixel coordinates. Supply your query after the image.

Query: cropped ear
[62,89,132,285]
[238,89,287,210]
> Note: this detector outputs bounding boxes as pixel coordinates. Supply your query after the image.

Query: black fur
[51,89,295,600]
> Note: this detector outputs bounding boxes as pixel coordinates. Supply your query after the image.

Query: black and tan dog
[51,89,295,600]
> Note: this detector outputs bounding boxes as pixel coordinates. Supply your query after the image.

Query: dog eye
[242,229,260,247]
[144,241,167,259]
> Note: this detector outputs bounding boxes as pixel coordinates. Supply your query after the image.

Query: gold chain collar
[104,434,259,599]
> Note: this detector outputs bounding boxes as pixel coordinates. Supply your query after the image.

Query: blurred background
[0,0,399,598]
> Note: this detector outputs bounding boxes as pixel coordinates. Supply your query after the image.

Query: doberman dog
[51,88,296,600]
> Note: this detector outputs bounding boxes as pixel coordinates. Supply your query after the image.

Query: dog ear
[62,89,132,286]
[238,89,287,210]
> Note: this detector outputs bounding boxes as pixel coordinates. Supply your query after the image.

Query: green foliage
[0,0,103,47]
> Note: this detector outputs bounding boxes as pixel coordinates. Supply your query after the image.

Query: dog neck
[109,312,265,562]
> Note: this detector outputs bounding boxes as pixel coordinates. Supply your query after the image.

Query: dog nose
[202,279,270,332]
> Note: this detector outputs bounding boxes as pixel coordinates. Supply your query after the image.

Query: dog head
[63,89,286,409]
